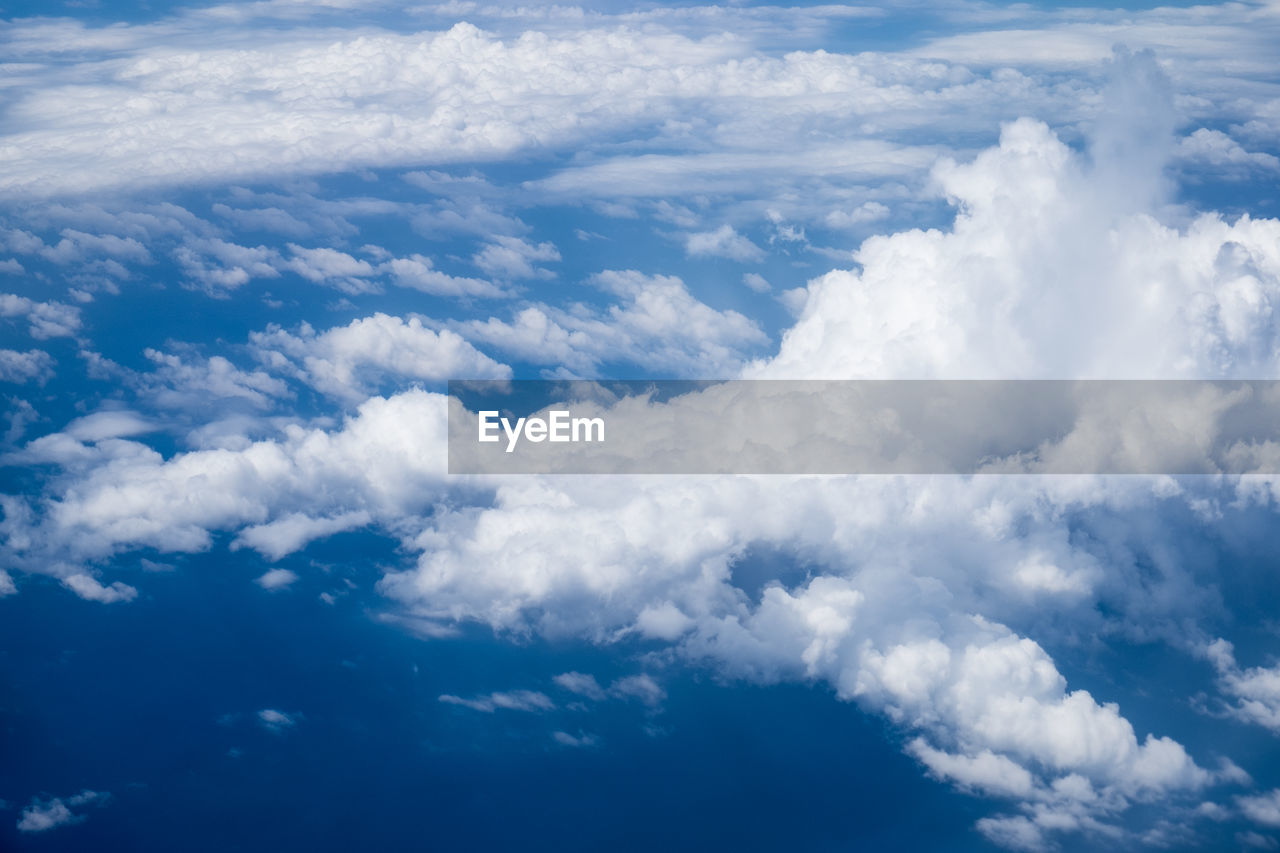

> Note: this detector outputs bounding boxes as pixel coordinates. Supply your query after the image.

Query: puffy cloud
[753,116,1280,381]
[1178,129,1280,174]
[471,236,560,280]
[236,511,370,561]
[909,738,1036,798]
[0,349,54,384]
[1,389,451,566]
[552,671,606,701]
[1206,639,1280,734]
[61,573,138,603]
[824,201,890,230]
[254,568,300,590]
[252,314,510,403]
[0,293,82,339]
[1239,790,1280,828]
[385,254,505,298]
[257,708,298,732]
[684,225,765,262]
[609,674,665,707]
[173,237,281,295]
[16,791,106,834]
[456,270,767,376]
[141,349,291,411]
[284,244,379,293]
[1,4,1272,209]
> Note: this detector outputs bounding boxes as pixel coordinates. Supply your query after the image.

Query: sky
[2,0,1280,850]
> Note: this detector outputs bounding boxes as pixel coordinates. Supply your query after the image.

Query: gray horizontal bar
[447,380,1280,475]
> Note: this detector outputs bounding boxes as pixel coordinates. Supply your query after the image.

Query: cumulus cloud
[471,236,560,280]
[0,349,54,384]
[753,115,1280,380]
[0,293,82,339]
[4,30,1280,853]
[1177,129,1280,174]
[257,708,298,732]
[1239,790,1280,828]
[16,791,107,834]
[254,568,299,590]
[455,270,767,376]
[385,254,505,298]
[552,672,607,701]
[1206,639,1280,734]
[236,512,370,561]
[684,225,765,262]
[1,389,451,567]
[252,314,510,403]
[141,349,291,411]
[174,238,281,295]
[284,244,379,293]
[61,573,138,603]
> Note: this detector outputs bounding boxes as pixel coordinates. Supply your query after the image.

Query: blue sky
[3,0,1280,850]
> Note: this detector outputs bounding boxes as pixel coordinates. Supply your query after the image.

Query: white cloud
[471,236,560,280]
[385,254,505,298]
[552,671,606,701]
[0,349,54,384]
[1206,639,1280,734]
[552,730,599,748]
[1238,831,1280,850]
[61,573,138,603]
[1,388,451,565]
[142,349,291,411]
[236,511,370,561]
[16,791,106,834]
[285,244,378,293]
[1,5,1271,208]
[1240,790,1280,828]
[254,568,299,590]
[609,674,666,707]
[257,708,298,731]
[975,815,1046,851]
[824,201,889,230]
[741,272,770,293]
[63,410,155,443]
[909,738,1036,798]
[1177,128,1280,174]
[684,225,765,262]
[174,238,281,295]
[456,270,767,376]
[252,314,510,403]
[752,115,1280,381]
[438,690,554,713]
[0,293,82,339]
